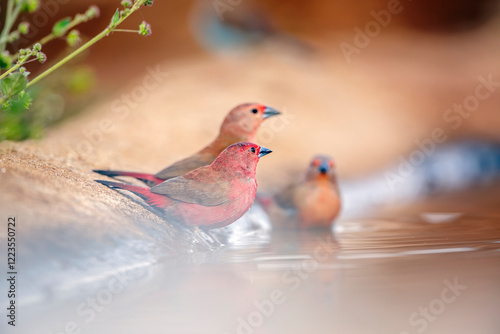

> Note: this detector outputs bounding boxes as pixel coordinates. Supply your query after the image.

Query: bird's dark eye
[250,147,256,153]
[251,108,258,114]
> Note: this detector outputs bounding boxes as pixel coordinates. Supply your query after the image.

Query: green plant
[0,0,153,141]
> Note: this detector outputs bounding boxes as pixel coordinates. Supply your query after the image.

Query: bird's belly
[296,186,341,228]
[170,183,256,228]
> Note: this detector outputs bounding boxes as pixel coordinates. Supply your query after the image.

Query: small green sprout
[139,21,152,36]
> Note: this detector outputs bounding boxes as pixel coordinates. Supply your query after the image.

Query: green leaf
[19,92,32,109]
[20,0,40,13]
[2,100,11,112]
[66,29,81,47]
[1,73,27,98]
[110,9,120,28]
[0,52,12,69]
[52,17,72,37]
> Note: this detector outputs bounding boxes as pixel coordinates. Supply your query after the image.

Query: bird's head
[306,155,336,181]
[219,103,280,142]
[212,142,272,176]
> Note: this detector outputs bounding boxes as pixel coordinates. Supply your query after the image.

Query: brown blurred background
[2,0,500,209]
[15,0,500,84]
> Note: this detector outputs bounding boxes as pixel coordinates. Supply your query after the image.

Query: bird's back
[154,152,217,180]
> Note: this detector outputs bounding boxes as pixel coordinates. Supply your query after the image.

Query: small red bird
[96,142,272,229]
[260,155,341,229]
[94,103,280,186]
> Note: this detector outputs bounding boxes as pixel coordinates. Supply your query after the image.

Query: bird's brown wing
[150,173,230,207]
[154,154,215,180]
[274,183,297,209]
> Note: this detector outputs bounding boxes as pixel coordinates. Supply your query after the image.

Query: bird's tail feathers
[93,170,164,186]
[95,180,167,209]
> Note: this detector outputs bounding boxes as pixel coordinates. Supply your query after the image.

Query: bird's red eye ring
[311,159,320,167]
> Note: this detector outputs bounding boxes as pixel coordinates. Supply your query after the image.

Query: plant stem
[0,0,16,52]
[11,14,92,60]
[11,18,81,60]
[27,0,147,88]
[9,4,24,34]
[37,16,86,47]
[0,54,30,81]
[27,29,109,88]
[113,29,139,33]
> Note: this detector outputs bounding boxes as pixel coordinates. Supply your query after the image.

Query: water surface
[10,214,500,334]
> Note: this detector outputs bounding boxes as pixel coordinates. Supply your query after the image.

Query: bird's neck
[216,164,256,180]
[307,173,338,187]
[203,132,256,154]
[211,155,257,180]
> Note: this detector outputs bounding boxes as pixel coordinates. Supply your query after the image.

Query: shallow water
[8,213,500,334]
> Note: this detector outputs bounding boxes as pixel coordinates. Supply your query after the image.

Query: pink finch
[96,142,272,229]
[260,155,341,229]
[94,103,280,186]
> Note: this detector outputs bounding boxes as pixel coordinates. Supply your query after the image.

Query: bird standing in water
[96,142,272,229]
[260,155,341,229]
[94,103,280,186]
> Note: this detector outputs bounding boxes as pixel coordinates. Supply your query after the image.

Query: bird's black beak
[258,147,272,158]
[319,161,329,174]
[262,106,281,119]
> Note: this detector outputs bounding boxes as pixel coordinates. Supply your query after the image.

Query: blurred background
[4,0,500,215]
